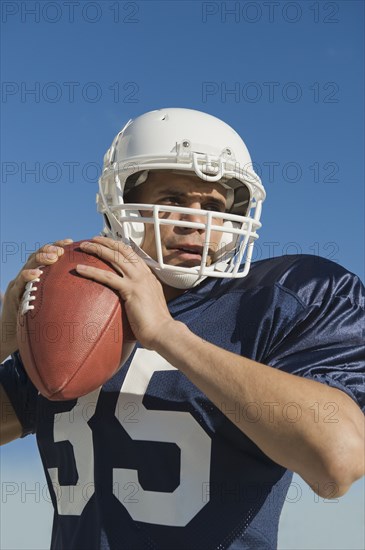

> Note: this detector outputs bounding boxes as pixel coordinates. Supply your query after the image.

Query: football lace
[20,276,42,316]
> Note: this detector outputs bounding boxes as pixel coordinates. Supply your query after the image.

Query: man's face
[128,171,228,269]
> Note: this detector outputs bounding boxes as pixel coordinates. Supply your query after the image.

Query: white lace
[20,276,42,315]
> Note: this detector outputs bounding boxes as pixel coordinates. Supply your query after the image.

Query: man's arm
[0,240,71,363]
[151,320,365,498]
[76,237,365,498]
[0,239,73,445]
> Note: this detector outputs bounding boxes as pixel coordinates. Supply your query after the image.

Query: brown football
[17,241,132,401]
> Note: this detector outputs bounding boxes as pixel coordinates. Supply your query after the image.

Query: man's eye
[161,197,180,205]
[205,203,225,213]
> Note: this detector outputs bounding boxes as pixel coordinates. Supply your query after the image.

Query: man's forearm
[0,321,18,363]
[154,320,365,497]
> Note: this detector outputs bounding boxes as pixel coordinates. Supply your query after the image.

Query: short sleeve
[265,263,365,413]
[0,352,38,436]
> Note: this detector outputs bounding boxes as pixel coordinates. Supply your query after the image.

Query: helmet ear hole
[124,171,149,200]
[103,214,111,230]
[124,210,145,246]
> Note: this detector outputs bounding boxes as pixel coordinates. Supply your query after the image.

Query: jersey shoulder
[188,254,364,313]
[244,254,364,309]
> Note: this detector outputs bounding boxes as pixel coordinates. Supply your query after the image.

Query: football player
[1,108,364,549]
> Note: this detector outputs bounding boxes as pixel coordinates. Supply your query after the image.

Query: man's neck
[163,284,187,303]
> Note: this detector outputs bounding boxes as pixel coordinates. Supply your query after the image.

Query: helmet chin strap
[151,267,207,290]
[129,240,210,290]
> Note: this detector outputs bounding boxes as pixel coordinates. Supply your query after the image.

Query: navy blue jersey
[1,255,364,550]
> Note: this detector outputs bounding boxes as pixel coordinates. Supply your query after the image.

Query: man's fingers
[17,240,73,289]
[90,236,137,260]
[25,239,72,269]
[8,268,44,306]
[21,268,44,282]
[76,264,125,293]
[35,247,63,264]
[53,238,73,246]
[31,243,68,267]
[80,238,142,274]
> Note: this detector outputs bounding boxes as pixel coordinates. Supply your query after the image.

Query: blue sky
[1,1,364,548]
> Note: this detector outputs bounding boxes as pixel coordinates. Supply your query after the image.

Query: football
[17,240,134,401]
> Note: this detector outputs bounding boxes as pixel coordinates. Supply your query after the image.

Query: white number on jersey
[47,349,212,525]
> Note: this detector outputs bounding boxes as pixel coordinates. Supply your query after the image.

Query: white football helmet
[97,108,265,289]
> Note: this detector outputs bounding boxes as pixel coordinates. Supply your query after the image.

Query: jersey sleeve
[265,258,365,413]
[0,352,38,436]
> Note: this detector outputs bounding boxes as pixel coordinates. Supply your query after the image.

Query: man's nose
[178,203,206,232]
[181,203,205,222]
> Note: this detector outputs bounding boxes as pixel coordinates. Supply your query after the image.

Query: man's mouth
[166,245,204,264]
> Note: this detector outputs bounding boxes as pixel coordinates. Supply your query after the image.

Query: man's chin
[164,250,211,268]
[164,259,201,269]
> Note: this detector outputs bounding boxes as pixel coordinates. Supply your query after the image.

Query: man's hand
[76,236,176,349]
[0,239,73,362]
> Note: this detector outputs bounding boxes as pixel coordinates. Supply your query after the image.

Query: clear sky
[1,1,364,548]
